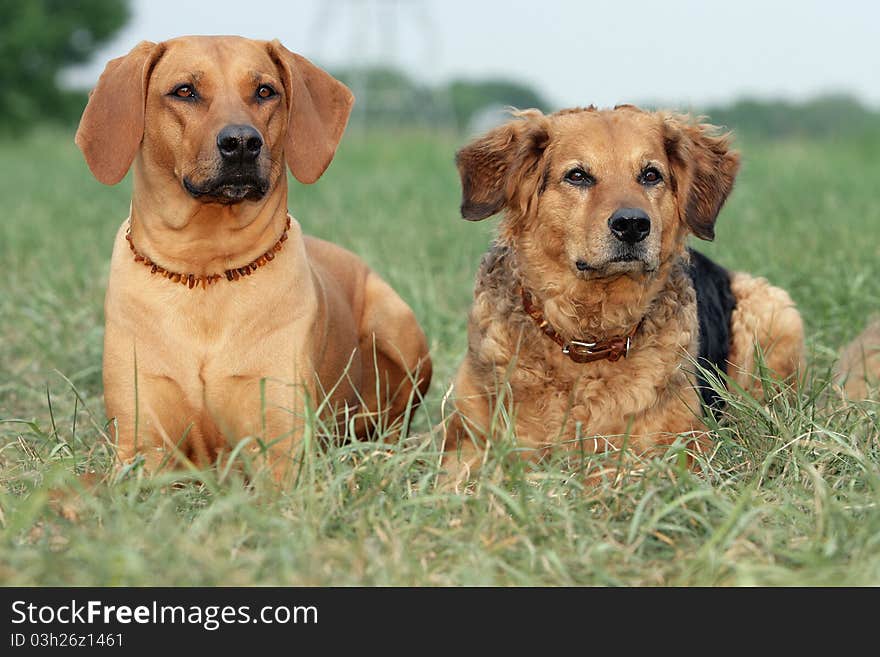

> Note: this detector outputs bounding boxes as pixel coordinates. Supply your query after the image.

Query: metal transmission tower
[307,0,453,129]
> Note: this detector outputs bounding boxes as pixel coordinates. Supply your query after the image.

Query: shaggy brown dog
[443,106,804,479]
[76,36,431,481]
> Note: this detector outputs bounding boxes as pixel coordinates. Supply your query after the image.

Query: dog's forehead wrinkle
[152,54,205,83]
[158,37,276,86]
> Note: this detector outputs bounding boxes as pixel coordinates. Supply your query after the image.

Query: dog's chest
[471,294,700,444]
[510,343,691,435]
[104,271,319,445]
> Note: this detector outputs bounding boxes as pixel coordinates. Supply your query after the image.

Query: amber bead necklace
[124,215,291,289]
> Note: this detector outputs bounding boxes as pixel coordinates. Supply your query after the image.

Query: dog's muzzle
[182,124,270,203]
[183,173,269,203]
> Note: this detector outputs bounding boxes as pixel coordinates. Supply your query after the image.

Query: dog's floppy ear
[456,110,550,221]
[664,115,740,241]
[75,41,164,185]
[268,40,354,184]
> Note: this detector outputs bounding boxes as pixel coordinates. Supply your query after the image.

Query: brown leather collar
[521,287,640,364]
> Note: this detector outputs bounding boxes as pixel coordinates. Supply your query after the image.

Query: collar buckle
[522,285,639,365]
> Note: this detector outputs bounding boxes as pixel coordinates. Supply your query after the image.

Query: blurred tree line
[0,0,877,141]
[0,0,130,134]
[704,94,880,140]
[332,67,880,139]
[329,67,549,132]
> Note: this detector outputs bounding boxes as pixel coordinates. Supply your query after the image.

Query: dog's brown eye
[256,85,277,100]
[171,85,195,99]
[565,168,594,187]
[640,167,663,185]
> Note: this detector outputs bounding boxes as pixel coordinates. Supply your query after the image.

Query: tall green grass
[0,127,877,585]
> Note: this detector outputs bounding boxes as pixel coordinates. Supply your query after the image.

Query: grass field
[1,126,878,586]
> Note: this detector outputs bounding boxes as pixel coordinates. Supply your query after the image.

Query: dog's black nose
[608,208,651,244]
[217,124,263,162]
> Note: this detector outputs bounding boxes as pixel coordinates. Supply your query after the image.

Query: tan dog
[836,317,880,400]
[444,106,804,479]
[76,36,431,481]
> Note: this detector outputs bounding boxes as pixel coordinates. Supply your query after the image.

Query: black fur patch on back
[687,249,737,409]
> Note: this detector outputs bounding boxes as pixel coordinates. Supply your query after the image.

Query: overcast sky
[65,0,880,110]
